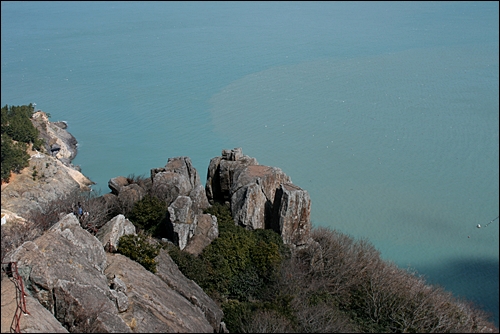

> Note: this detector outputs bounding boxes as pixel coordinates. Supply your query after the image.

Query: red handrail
[2,261,30,333]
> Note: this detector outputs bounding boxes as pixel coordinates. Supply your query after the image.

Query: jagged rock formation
[206,148,312,246]
[2,145,316,332]
[2,214,130,332]
[2,213,222,332]
[107,157,217,252]
[31,112,78,165]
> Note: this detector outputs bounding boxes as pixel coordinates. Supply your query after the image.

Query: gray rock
[53,279,130,332]
[96,214,136,253]
[184,214,219,256]
[109,289,129,313]
[205,156,222,202]
[117,183,146,212]
[231,182,267,230]
[3,214,129,332]
[1,276,68,333]
[189,184,211,214]
[205,148,258,203]
[105,253,214,333]
[168,196,196,250]
[230,165,291,230]
[151,171,191,205]
[165,156,201,190]
[221,147,243,161]
[272,183,312,245]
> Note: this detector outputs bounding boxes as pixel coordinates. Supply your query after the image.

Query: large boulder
[151,171,191,205]
[164,156,202,190]
[2,213,130,332]
[117,183,146,213]
[95,214,136,253]
[231,165,291,230]
[105,252,214,333]
[151,157,202,206]
[189,184,211,215]
[205,148,312,247]
[231,183,268,230]
[205,148,258,203]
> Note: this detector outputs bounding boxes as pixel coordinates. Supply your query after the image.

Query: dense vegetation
[162,203,496,333]
[1,104,44,182]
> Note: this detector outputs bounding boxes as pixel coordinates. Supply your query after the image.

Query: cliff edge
[1,111,93,223]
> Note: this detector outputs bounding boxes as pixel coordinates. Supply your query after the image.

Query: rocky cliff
[2,143,313,332]
[1,111,93,223]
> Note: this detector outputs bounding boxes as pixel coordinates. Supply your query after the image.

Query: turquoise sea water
[2,1,498,326]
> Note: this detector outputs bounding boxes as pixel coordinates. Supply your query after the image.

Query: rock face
[147,157,213,251]
[1,275,68,333]
[2,214,130,332]
[151,156,203,206]
[206,148,259,203]
[206,148,312,246]
[272,183,312,246]
[2,213,221,333]
[105,252,215,333]
[183,214,219,256]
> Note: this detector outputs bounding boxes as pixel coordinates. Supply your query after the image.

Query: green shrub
[1,135,30,182]
[127,195,168,236]
[1,104,42,183]
[165,243,212,290]
[170,201,287,303]
[117,233,160,273]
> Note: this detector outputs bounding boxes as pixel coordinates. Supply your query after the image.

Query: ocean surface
[2,1,498,326]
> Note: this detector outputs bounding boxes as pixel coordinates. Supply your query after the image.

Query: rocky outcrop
[1,111,93,222]
[206,148,258,203]
[2,213,130,332]
[231,165,292,230]
[206,148,312,246]
[108,176,130,196]
[151,157,202,206]
[183,214,219,256]
[31,112,78,165]
[168,196,196,250]
[272,183,312,246]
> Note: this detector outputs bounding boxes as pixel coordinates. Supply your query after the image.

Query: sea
[2,1,498,326]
